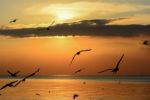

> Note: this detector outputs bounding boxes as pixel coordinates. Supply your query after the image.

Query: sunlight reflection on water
[0,78,150,100]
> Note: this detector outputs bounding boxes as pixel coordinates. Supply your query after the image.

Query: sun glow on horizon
[41,6,77,22]
[55,10,75,21]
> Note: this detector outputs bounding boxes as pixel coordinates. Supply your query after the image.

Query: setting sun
[41,5,76,22]
[56,10,75,20]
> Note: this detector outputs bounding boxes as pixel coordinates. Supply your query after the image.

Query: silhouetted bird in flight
[0,80,18,90]
[73,94,79,99]
[74,68,85,74]
[83,81,86,84]
[46,20,55,30]
[8,70,20,77]
[70,49,92,65]
[48,91,51,93]
[98,54,124,74]
[9,19,17,23]
[13,68,40,87]
[36,93,40,96]
[143,40,149,45]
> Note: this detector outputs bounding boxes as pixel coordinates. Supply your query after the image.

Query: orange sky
[0,36,150,76]
[0,0,150,76]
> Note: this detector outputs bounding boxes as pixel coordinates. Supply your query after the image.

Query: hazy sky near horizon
[0,0,150,29]
[0,36,150,76]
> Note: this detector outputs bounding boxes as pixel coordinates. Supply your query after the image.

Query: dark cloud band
[0,18,150,38]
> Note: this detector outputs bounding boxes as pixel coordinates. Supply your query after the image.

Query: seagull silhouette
[74,68,85,74]
[48,91,51,93]
[9,19,17,23]
[7,70,20,77]
[98,54,124,74]
[83,81,86,84]
[0,80,18,90]
[73,94,79,99]
[46,20,55,30]
[70,49,92,65]
[143,40,149,45]
[13,68,40,87]
[36,93,40,96]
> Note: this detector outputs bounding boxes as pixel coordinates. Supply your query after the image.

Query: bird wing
[47,20,55,29]
[14,71,20,75]
[49,20,55,27]
[14,72,32,87]
[74,70,80,74]
[98,69,113,73]
[13,80,22,87]
[73,94,78,99]
[115,54,124,69]
[0,80,18,90]
[70,49,92,65]
[26,73,34,78]
[79,49,92,53]
[14,77,27,87]
[13,19,17,22]
[70,53,77,65]
[9,19,17,23]
[9,21,13,23]
[10,80,18,84]
[0,84,8,90]
[144,41,148,44]
[7,70,13,75]
[74,68,85,74]
[26,68,40,78]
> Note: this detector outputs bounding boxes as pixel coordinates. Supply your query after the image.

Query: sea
[0,75,150,100]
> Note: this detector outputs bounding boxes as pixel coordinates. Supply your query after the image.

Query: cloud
[24,1,150,21]
[109,14,150,25]
[70,18,127,26]
[99,0,150,5]
[0,18,150,38]
[1,1,150,28]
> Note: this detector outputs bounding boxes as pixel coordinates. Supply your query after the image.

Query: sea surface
[0,76,150,100]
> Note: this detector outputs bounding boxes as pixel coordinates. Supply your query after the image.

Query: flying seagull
[70,49,92,65]
[36,93,40,96]
[98,54,124,74]
[143,40,149,45]
[9,19,17,23]
[13,68,40,87]
[0,80,18,90]
[74,68,85,74]
[8,70,20,77]
[73,94,79,99]
[83,81,86,84]
[48,91,51,93]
